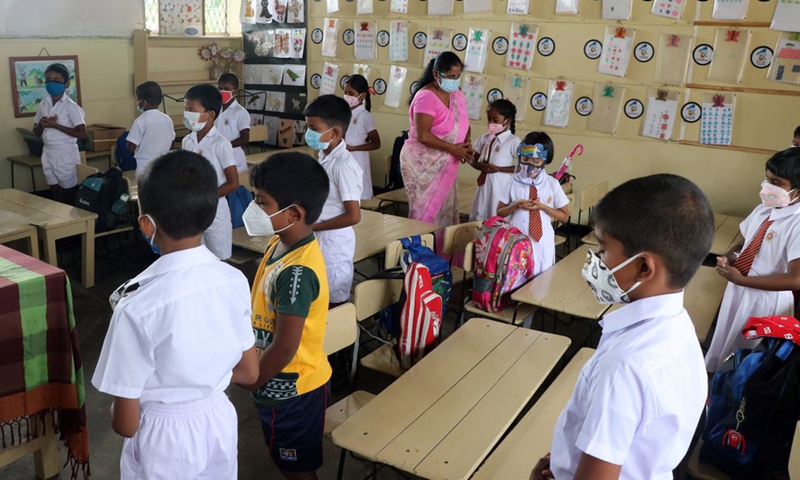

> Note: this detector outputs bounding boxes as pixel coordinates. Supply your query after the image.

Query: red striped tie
[529,186,543,242]
[734,218,773,277]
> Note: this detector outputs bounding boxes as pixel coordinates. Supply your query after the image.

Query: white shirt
[550,292,707,480]
[127,109,176,174]
[470,130,520,221]
[344,104,377,148]
[182,126,237,187]
[317,140,363,221]
[214,100,251,172]
[92,246,254,404]
[34,94,85,146]
[740,202,800,276]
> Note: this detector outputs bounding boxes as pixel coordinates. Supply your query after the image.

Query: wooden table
[245,146,316,167]
[711,213,744,256]
[0,211,39,258]
[375,179,479,217]
[7,151,112,191]
[0,189,97,288]
[679,266,727,342]
[331,319,571,480]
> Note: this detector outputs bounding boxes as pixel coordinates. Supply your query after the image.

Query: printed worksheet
[320,62,339,95]
[599,26,635,77]
[506,23,538,70]
[544,80,573,128]
[354,21,376,60]
[700,95,734,146]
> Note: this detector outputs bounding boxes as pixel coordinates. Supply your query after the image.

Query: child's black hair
[217,73,239,89]
[138,150,218,239]
[593,174,714,289]
[794,125,800,138]
[249,152,330,224]
[135,81,164,107]
[520,131,555,164]
[44,63,70,83]
[489,99,517,135]
[304,94,352,136]
[410,51,463,103]
[185,84,223,118]
[345,74,371,112]
[766,147,800,189]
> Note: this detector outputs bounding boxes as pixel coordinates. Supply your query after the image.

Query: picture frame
[9,56,82,118]
[159,0,205,36]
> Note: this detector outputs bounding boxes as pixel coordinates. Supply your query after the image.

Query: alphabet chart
[389,21,409,62]
[506,23,538,71]
[599,26,635,77]
[354,21,376,60]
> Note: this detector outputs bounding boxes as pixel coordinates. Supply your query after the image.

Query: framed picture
[9,56,82,118]
[159,0,204,36]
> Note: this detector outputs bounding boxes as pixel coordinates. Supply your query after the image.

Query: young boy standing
[92,150,258,479]
[215,73,251,173]
[304,95,363,306]
[532,174,714,480]
[239,152,332,480]
[182,83,239,260]
[127,81,175,177]
[33,62,87,204]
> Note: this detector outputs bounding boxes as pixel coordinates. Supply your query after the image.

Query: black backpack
[387,131,408,191]
[75,167,129,232]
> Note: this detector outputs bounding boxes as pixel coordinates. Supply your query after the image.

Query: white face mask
[760,180,797,209]
[582,249,643,304]
[242,201,296,237]
[183,111,207,132]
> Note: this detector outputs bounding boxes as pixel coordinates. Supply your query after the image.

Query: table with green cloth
[0,245,89,478]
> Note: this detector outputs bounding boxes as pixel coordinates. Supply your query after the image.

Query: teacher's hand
[451,142,474,164]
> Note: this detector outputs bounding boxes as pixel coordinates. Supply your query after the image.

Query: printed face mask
[760,180,797,209]
[183,111,207,132]
[304,127,334,150]
[242,201,296,236]
[582,249,643,304]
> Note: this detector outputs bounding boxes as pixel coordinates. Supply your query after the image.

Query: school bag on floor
[472,216,535,312]
[397,262,443,369]
[700,315,800,479]
[75,167,129,232]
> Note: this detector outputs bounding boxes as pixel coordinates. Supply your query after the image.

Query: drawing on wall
[390,21,409,61]
[322,18,339,57]
[423,27,453,66]
[768,37,800,85]
[504,75,529,121]
[700,94,734,145]
[599,26,635,77]
[391,0,408,14]
[354,21,376,60]
[320,62,339,95]
[651,0,685,19]
[603,0,632,20]
[463,74,486,120]
[159,0,203,35]
[10,56,81,118]
[707,28,750,84]
[544,79,573,128]
[587,83,624,134]
[465,28,491,73]
[507,23,538,70]
[641,89,678,141]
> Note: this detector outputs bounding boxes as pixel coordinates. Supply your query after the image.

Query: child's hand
[517,200,537,211]
[484,163,499,173]
[39,116,57,128]
[716,256,728,268]
[530,453,554,480]
[451,142,473,164]
[716,261,743,284]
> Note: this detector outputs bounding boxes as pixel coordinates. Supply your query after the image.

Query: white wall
[0,0,143,37]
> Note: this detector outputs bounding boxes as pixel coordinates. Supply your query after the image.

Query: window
[144,0,228,35]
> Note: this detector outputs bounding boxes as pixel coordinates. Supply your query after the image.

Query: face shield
[513,143,549,186]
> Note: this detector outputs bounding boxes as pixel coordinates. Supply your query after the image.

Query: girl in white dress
[343,75,381,199]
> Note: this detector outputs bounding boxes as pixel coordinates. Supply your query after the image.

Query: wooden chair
[553,192,575,253]
[354,278,405,378]
[246,124,269,153]
[458,240,537,326]
[383,233,435,270]
[442,220,482,313]
[361,155,397,214]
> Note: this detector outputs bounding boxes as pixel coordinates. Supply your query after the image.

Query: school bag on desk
[472,216,535,312]
[75,167,129,232]
[700,315,800,479]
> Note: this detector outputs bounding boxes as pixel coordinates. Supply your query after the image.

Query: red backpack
[397,262,442,369]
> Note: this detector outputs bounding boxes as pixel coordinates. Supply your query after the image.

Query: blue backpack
[227,185,254,229]
[114,132,137,172]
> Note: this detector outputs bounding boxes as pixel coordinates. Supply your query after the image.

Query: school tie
[529,186,543,242]
[734,217,774,277]
[477,137,497,187]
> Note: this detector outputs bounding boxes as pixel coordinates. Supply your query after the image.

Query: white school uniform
[550,292,707,480]
[502,174,569,275]
[469,130,520,222]
[344,104,377,199]
[317,140,364,303]
[214,100,251,172]
[127,109,176,177]
[92,246,255,480]
[182,127,237,260]
[34,94,85,188]
[705,202,800,372]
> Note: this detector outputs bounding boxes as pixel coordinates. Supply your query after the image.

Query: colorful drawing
[423,28,452,67]
[642,90,678,140]
[465,28,490,73]
[354,21,376,60]
[507,23,538,70]
[599,26,635,77]
[700,95,734,145]
[159,0,203,35]
[322,18,339,57]
[544,80,572,128]
[768,38,800,85]
[10,56,81,118]
[391,0,408,14]
[320,62,339,95]
[651,0,685,19]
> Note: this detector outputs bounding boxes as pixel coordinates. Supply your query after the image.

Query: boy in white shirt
[92,150,258,479]
[182,84,240,261]
[127,81,175,178]
[531,174,714,480]
[33,62,87,205]
[304,95,363,306]
[215,73,250,172]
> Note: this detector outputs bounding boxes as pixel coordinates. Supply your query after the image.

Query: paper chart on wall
[556,0,580,15]
[274,29,292,58]
[544,80,573,128]
[385,66,408,108]
[354,21,377,60]
[322,18,339,58]
[504,75,529,121]
[320,62,340,95]
[712,0,748,20]
[651,0,685,19]
[241,0,258,24]
[641,89,679,141]
[768,37,800,85]
[245,91,267,111]
[273,0,288,23]
[262,65,287,84]
[464,0,492,14]
[283,66,306,86]
[463,75,486,120]
[707,28,750,84]
[287,0,304,22]
[424,28,453,67]
[599,26,635,77]
[249,113,264,126]
[506,23,538,71]
[700,94,734,145]
[654,34,691,86]
[266,92,287,113]
[244,65,264,85]
[353,64,371,80]
[356,0,373,14]
[327,0,339,14]
[587,84,624,134]
[160,0,204,34]
[262,116,279,145]
[464,29,490,73]
[391,0,409,14]
[428,0,454,15]
[772,0,800,33]
[507,0,531,15]
[389,21,409,62]
[291,28,306,58]
[602,0,632,20]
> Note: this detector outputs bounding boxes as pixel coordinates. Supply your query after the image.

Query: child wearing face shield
[496,132,570,276]
[705,148,800,372]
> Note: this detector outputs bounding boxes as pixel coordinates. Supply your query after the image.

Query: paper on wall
[556,0,580,15]
[653,34,691,86]
[385,65,408,108]
[712,0,748,20]
[391,0,409,14]
[464,0,492,14]
[506,23,538,70]
[327,0,339,14]
[287,0,304,22]
[651,0,685,19]
[587,83,624,134]
[772,0,800,33]
[423,27,453,67]
[504,75,529,121]
[428,0,454,15]
[283,66,306,86]
[463,74,486,120]
[641,89,679,141]
[465,28,490,73]
[768,37,800,85]
[357,0,374,14]
[354,21,377,61]
[389,20,409,62]
[598,26,635,77]
[707,28,750,84]
[320,62,340,95]
[507,0,531,15]
[602,0,632,20]
[700,94,734,146]
[353,64,371,81]
[544,80,573,128]
[322,18,339,58]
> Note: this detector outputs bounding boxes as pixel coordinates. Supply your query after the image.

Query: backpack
[398,235,451,315]
[114,132,137,172]
[396,262,443,369]
[226,185,254,229]
[700,315,800,479]
[387,131,408,191]
[75,167,129,233]
[472,216,535,312]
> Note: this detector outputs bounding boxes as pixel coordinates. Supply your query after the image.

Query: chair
[458,240,537,326]
[354,278,405,378]
[246,124,269,153]
[237,169,252,192]
[441,220,482,313]
[383,233,435,270]
[361,155,397,214]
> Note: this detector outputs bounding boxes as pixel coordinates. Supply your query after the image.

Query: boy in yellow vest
[237,152,332,480]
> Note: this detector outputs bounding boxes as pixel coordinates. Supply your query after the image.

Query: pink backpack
[397,262,443,369]
[471,216,535,312]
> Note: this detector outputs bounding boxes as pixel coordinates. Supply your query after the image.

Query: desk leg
[81,220,95,288]
[33,413,60,480]
[28,231,40,260]
[30,167,36,192]
[10,163,15,189]
[40,230,58,268]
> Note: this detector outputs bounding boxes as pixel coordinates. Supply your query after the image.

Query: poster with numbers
[465,28,490,73]
[700,94,735,146]
[322,18,339,58]
[507,0,531,15]
[385,66,407,108]
[771,0,800,33]
[713,0,748,20]
[320,62,339,95]
[354,21,376,60]
[599,26,635,77]
[651,0,685,19]
[544,80,573,128]
[641,89,679,141]
[391,0,408,14]
[603,0,632,20]
[389,21,409,62]
[506,23,538,71]
[424,28,453,67]
[463,75,486,120]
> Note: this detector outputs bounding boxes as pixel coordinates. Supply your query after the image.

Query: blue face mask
[45,81,67,96]
[305,127,334,150]
[136,100,146,114]
[438,76,461,93]
[139,214,162,255]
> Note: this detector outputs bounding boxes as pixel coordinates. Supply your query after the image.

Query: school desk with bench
[6,151,113,192]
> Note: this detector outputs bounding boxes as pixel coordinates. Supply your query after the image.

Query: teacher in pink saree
[401,51,473,228]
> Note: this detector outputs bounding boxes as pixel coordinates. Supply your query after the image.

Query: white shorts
[202,198,232,260]
[121,393,238,480]
[316,227,355,303]
[42,143,80,188]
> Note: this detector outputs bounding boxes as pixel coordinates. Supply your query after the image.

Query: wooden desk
[332,319,571,480]
[711,214,744,256]
[375,179,480,217]
[0,189,97,288]
[681,266,727,342]
[0,211,39,258]
[245,146,316,167]
[7,151,112,191]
